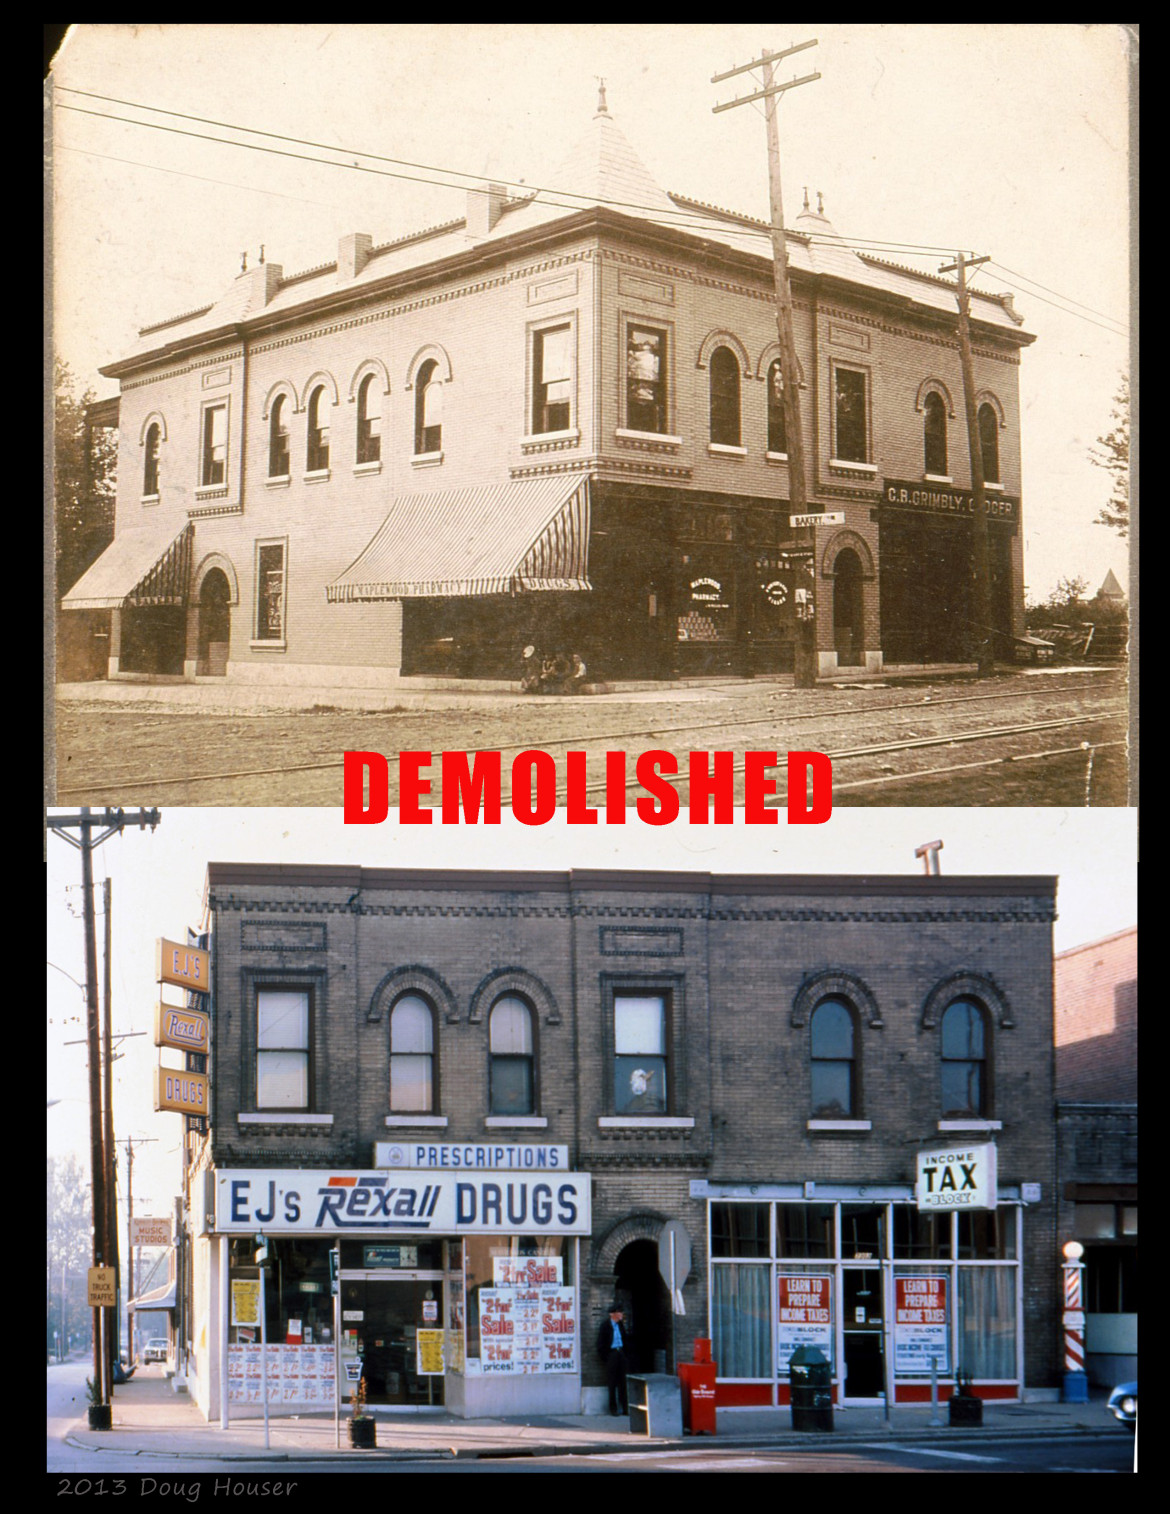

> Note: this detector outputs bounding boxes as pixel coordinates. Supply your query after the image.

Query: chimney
[338,232,373,282]
[238,259,282,309]
[466,182,506,239]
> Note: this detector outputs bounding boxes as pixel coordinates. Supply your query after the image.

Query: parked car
[143,1338,169,1363]
[1107,1381,1137,1429]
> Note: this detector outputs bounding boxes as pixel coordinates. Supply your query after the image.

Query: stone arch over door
[187,553,239,678]
[591,1214,671,1375]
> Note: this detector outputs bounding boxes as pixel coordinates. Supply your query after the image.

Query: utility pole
[102,876,121,1386]
[47,808,160,1411]
[939,251,995,676]
[118,1135,157,1364]
[714,41,820,688]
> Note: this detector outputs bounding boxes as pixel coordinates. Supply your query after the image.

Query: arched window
[356,374,382,465]
[488,995,534,1115]
[978,404,1000,484]
[941,998,988,1116]
[709,346,741,447]
[767,360,787,455]
[390,994,435,1113]
[268,395,290,478]
[143,423,160,497]
[307,385,330,472]
[810,998,856,1117]
[924,391,947,476]
[415,359,442,454]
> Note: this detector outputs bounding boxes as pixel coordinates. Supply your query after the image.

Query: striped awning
[61,520,193,611]
[327,473,591,602]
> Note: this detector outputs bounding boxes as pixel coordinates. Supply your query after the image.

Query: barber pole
[1060,1252,1089,1402]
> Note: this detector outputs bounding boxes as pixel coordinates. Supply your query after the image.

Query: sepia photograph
[47,24,1133,808]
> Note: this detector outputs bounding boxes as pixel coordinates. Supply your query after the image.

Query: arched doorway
[198,568,231,676]
[613,1239,671,1374]
[832,548,864,667]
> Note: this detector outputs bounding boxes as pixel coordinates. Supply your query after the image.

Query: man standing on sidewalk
[597,1303,633,1418]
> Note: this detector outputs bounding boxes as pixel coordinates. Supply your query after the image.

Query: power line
[986,260,1128,332]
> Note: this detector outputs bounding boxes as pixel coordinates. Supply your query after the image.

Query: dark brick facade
[199,864,1060,1405]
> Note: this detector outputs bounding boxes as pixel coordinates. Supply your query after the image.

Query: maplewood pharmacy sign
[215,1169,591,1235]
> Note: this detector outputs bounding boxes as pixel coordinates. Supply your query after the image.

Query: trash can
[678,1360,718,1435]
[628,1372,684,1437]
[789,1345,834,1432]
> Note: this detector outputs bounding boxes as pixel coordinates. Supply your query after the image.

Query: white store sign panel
[915,1143,997,1210]
[375,1142,570,1171]
[215,1169,591,1235]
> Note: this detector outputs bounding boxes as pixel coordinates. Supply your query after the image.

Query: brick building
[180,864,1059,1423]
[1054,926,1137,1385]
[62,95,1034,684]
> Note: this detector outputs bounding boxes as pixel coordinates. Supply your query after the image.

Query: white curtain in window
[711,1264,771,1379]
[958,1267,1016,1379]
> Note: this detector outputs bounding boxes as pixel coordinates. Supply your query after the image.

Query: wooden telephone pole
[939,251,995,675]
[714,42,820,687]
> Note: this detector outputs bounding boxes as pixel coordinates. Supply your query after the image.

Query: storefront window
[711,1264,772,1378]
[711,1203,769,1258]
[463,1235,575,1374]
[957,1266,1016,1378]
[840,1203,885,1260]
[776,1204,835,1258]
[894,1206,952,1260]
[957,1208,1016,1260]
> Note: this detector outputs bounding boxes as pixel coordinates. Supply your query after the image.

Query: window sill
[412,450,444,467]
[807,1119,872,1132]
[303,469,331,484]
[266,475,291,489]
[984,481,1004,491]
[938,1119,1002,1131]
[598,1116,694,1129]
[141,494,160,507]
[385,1114,448,1127]
[707,442,747,458]
[615,428,683,448]
[484,1115,548,1128]
[828,458,877,474]
[195,483,229,499]
[765,451,789,463]
[923,474,954,484]
[249,639,287,651]
[239,1113,333,1126]
[523,428,580,446]
[354,460,383,476]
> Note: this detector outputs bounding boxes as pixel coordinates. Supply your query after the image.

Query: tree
[47,1153,94,1358]
[53,359,117,594]
[1090,373,1129,539]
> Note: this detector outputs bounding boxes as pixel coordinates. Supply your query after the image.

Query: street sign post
[658,1221,692,1371]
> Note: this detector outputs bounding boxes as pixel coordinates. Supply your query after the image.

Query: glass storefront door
[340,1276,444,1406]
[841,1267,885,1399]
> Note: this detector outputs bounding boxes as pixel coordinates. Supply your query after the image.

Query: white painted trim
[238,1113,334,1126]
[598,1116,694,1129]
[828,458,878,473]
[707,442,747,457]
[484,1116,549,1128]
[937,1119,1003,1131]
[614,428,683,446]
[807,1119,873,1131]
[384,1114,449,1127]
[524,428,580,445]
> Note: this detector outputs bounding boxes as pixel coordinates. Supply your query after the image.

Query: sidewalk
[64,1368,1123,1462]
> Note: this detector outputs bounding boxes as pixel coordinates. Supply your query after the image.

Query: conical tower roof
[541,85,676,217]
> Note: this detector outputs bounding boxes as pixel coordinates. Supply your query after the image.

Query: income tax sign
[915,1142,997,1210]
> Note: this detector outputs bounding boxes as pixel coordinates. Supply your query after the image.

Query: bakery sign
[915,1142,997,1211]
[883,479,1018,526]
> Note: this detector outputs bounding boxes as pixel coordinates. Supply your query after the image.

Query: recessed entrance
[340,1275,444,1406]
[832,548,865,667]
[842,1267,885,1399]
[198,567,232,676]
[613,1239,672,1373]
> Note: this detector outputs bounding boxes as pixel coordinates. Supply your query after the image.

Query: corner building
[182,866,1060,1422]
[64,95,1034,684]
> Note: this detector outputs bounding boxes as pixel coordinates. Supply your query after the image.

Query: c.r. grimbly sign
[883,479,1019,526]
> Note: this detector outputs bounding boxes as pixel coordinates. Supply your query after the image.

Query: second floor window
[834,367,868,463]
[201,404,227,486]
[268,395,290,478]
[810,998,856,1117]
[489,995,534,1115]
[357,375,382,464]
[532,324,572,434]
[978,403,1000,483]
[709,346,741,446]
[767,360,787,454]
[256,987,310,1110]
[924,391,948,475]
[941,998,988,1117]
[143,423,160,496]
[390,994,434,1112]
[626,325,667,434]
[614,992,667,1114]
[415,360,442,454]
[307,386,330,472]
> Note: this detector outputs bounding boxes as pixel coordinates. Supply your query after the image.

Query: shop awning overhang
[61,520,193,610]
[327,473,591,602]
[127,1279,177,1311]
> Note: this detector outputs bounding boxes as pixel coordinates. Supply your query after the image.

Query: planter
[948,1394,983,1426]
[348,1416,377,1449]
[87,1403,113,1431]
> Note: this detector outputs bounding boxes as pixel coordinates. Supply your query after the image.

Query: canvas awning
[128,1278,177,1312]
[327,473,591,601]
[61,520,193,610]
